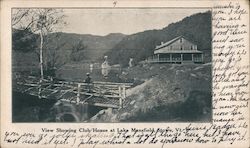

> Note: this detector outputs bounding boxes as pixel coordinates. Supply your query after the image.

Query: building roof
[155,35,196,50]
[154,50,202,54]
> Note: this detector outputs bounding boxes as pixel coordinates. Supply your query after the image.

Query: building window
[170,46,172,50]
[191,45,193,50]
[180,46,183,50]
[180,38,182,43]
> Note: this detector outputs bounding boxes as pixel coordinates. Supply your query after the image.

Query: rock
[169,65,175,70]
[160,66,165,69]
[190,73,197,77]
[176,70,184,75]
[203,62,212,66]
[119,112,130,120]
[194,66,203,71]
[130,100,136,105]
[110,114,118,122]
[105,108,113,115]
[173,87,180,92]
[99,110,105,115]
[89,113,100,121]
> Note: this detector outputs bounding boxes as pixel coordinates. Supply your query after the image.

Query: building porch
[147,53,203,64]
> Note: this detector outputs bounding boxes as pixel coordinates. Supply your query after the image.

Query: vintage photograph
[12,8,212,122]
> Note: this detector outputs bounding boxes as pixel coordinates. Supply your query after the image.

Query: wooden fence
[13,76,133,109]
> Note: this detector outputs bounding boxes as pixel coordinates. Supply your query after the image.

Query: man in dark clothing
[85,73,92,92]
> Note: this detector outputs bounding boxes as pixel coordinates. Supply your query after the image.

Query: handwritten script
[2,1,249,148]
[2,122,248,148]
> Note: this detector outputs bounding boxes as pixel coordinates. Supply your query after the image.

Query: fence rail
[13,76,133,109]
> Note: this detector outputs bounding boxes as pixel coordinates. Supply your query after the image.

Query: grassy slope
[90,63,212,122]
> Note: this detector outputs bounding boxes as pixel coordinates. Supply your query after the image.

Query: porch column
[181,54,183,62]
[158,54,160,62]
[170,54,172,62]
[201,54,204,62]
[192,54,194,61]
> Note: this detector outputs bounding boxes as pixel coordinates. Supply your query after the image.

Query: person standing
[89,63,93,73]
[84,73,92,92]
[101,56,110,79]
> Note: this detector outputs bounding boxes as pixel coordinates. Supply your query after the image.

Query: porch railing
[147,57,203,63]
[147,57,182,63]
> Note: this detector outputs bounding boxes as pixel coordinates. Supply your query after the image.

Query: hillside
[12,11,212,123]
[106,11,212,66]
[12,11,211,71]
[46,32,126,62]
[89,63,212,122]
[12,30,126,72]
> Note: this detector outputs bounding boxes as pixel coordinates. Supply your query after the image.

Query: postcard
[1,0,249,148]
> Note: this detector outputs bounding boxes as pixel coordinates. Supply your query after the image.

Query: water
[12,63,131,122]
[12,91,104,122]
[56,64,132,83]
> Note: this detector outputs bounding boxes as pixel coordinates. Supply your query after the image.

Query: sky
[61,9,209,36]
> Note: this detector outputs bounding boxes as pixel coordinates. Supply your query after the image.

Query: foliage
[70,40,88,61]
[106,11,212,67]
[12,28,39,52]
[12,11,212,69]
[12,9,66,33]
[12,31,125,65]
[12,9,66,77]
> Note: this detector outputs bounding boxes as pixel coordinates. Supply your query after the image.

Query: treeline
[12,30,125,70]
[12,11,211,68]
[106,11,212,66]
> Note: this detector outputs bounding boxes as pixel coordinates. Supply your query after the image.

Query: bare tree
[12,9,30,27]
[42,33,69,72]
[72,40,87,52]
[12,8,66,80]
[70,40,88,61]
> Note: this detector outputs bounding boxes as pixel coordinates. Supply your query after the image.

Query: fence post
[77,83,81,105]
[38,79,42,99]
[99,84,102,96]
[118,86,123,109]
[38,87,41,99]
[122,85,126,99]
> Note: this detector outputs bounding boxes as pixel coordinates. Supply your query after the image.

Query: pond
[56,63,133,83]
[12,63,134,122]
[12,91,105,122]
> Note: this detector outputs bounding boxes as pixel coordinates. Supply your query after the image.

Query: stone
[105,108,113,115]
[119,112,130,120]
[99,110,105,115]
[130,100,136,105]
[190,73,197,77]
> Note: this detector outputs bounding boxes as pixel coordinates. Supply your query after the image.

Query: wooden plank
[94,81,133,86]
[17,82,39,87]
[60,98,119,108]
[14,77,131,108]
[51,88,121,99]
[89,102,119,109]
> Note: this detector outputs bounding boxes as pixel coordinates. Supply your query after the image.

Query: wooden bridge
[13,76,133,109]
